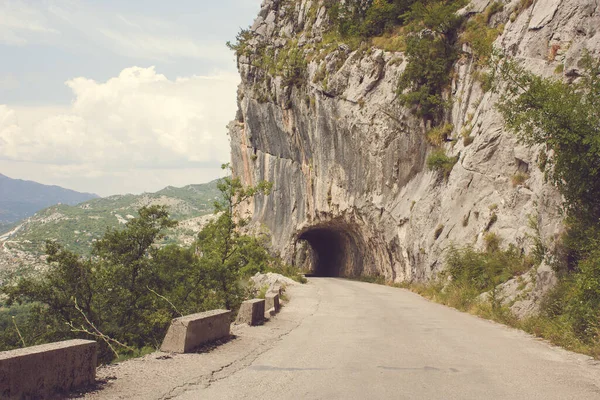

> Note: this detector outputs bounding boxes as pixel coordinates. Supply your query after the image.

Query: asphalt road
[177,278,600,400]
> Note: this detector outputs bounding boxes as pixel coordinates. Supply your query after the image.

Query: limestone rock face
[229,0,599,286]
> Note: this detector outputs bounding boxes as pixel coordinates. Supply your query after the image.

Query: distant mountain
[0,180,221,275]
[0,173,99,224]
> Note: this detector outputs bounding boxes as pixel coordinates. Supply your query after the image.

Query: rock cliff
[229,0,600,293]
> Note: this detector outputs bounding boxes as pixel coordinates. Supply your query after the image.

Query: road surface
[90,278,600,399]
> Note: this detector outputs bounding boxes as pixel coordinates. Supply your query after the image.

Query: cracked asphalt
[85,279,600,399]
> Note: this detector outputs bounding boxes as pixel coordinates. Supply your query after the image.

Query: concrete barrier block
[235,299,265,326]
[265,292,280,313]
[0,339,96,399]
[161,309,232,354]
[265,307,276,318]
[272,284,283,295]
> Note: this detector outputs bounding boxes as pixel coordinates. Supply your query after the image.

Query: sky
[0,0,261,196]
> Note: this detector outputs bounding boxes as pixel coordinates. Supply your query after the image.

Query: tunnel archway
[294,220,369,277]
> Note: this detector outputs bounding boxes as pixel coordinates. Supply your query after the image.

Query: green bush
[277,46,307,88]
[511,172,529,187]
[498,53,600,231]
[514,0,534,17]
[324,0,418,39]
[363,0,415,36]
[496,51,600,351]
[226,28,254,57]
[567,250,600,341]
[461,4,504,66]
[397,0,465,122]
[427,149,458,178]
[447,242,532,294]
[483,1,504,22]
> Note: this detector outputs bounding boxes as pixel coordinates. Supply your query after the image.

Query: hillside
[0,180,221,275]
[0,173,99,224]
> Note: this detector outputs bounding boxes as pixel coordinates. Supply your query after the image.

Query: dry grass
[371,27,406,53]
[426,123,454,146]
[511,172,530,187]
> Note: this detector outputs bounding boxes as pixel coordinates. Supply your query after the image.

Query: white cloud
[0,67,239,194]
[98,29,231,62]
[43,1,232,63]
[0,1,59,45]
[1,1,232,65]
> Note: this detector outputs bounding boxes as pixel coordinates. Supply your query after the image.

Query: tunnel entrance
[295,221,368,277]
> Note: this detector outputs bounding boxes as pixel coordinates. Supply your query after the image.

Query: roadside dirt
[78,283,316,400]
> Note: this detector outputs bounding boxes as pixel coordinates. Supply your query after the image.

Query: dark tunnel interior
[297,224,365,277]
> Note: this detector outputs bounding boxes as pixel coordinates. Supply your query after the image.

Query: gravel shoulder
[80,283,318,400]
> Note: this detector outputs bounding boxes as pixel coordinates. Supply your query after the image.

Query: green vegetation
[324,0,416,38]
[0,168,302,363]
[403,233,541,339]
[228,0,508,127]
[514,0,534,18]
[228,29,307,92]
[446,235,534,294]
[321,0,501,123]
[278,45,308,88]
[493,51,600,352]
[427,148,458,179]
[498,53,600,234]
[461,2,504,66]
[397,0,466,123]
[407,242,600,357]
[225,28,253,56]
[371,28,407,52]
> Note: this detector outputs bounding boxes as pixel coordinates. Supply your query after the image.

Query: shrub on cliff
[497,51,600,346]
[447,242,532,294]
[323,0,414,38]
[460,2,504,66]
[426,148,458,179]
[397,0,465,123]
[498,53,600,234]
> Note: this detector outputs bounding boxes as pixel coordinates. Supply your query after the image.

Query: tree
[496,52,600,342]
[497,54,600,218]
[397,0,465,123]
[194,165,273,310]
[1,169,278,362]
[497,53,600,259]
[2,206,182,361]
